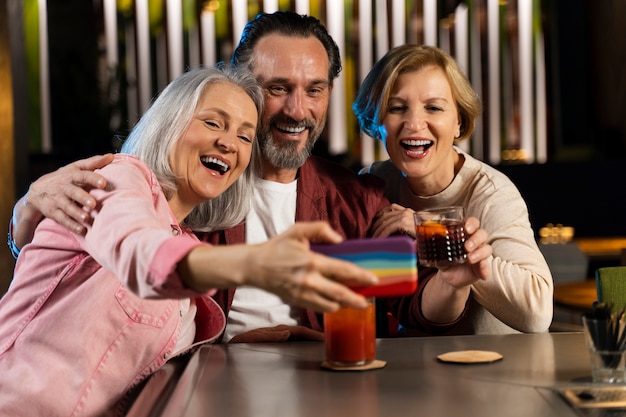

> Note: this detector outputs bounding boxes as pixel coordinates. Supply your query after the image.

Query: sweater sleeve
[382,267,469,335]
[467,175,554,333]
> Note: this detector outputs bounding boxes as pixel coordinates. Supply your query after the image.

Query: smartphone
[311,236,418,297]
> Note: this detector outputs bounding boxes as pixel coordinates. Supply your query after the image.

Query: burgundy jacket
[200,156,450,339]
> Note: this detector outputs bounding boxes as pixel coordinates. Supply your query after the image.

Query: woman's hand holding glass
[372,205,493,323]
[373,204,491,283]
[421,216,493,323]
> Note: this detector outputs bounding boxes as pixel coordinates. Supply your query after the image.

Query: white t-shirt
[223,178,301,342]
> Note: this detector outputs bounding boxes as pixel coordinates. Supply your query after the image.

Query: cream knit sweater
[363,148,554,334]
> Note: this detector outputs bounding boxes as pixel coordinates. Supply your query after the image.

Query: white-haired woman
[0,66,376,416]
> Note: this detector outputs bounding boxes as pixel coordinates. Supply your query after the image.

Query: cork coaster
[321,359,387,371]
[436,350,503,364]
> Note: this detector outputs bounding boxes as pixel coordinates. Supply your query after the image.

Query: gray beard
[259,132,316,170]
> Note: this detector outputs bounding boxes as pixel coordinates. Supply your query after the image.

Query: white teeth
[200,156,230,173]
[276,123,306,134]
[402,139,432,146]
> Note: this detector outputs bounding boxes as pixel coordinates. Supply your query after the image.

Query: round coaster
[321,359,387,371]
[436,350,503,364]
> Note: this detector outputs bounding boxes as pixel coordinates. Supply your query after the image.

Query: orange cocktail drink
[324,298,376,366]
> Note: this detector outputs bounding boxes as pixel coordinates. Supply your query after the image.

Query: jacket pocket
[114,285,174,328]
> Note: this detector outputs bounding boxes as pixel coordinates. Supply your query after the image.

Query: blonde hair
[353,44,481,143]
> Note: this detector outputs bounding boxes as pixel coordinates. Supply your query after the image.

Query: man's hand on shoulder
[11,154,114,251]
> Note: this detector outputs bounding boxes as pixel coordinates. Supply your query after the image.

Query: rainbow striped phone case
[311,236,418,297]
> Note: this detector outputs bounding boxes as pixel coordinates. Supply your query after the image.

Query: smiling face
[251,34,331,178]
[168,82,258,219]
[381,65,462,196]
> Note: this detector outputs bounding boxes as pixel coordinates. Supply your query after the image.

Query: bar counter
[126,332,609,417]
[574,237,626,260]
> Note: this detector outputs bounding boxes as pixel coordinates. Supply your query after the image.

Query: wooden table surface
[127,333,594,417]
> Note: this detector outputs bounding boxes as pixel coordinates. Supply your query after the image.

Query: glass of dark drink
[414,206,467,267]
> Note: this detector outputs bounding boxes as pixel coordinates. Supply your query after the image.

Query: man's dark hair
[231,11,342,82]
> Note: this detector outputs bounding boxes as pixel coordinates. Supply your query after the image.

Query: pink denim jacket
[0,155,226,416]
